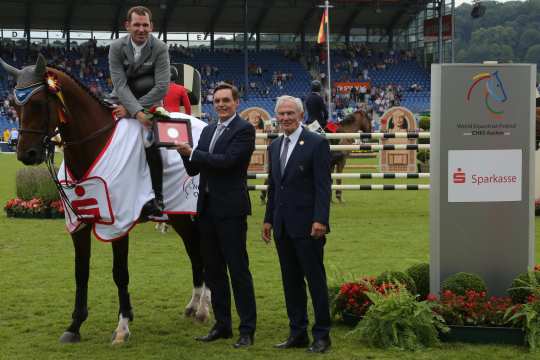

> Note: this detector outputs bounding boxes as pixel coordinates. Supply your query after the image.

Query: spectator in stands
[305,80,328,129]
[163,66,192,115]
[206,91,214,104]
[3,128,10,142]
[9,127,18,149]
[108,5,170,216]
[359,84,368,103]
[350,86,357,103]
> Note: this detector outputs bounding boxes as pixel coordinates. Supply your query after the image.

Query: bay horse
[1,55,209,344]
[331,110,372,202]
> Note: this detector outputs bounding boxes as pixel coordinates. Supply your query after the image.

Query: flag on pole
[317,8,328,44]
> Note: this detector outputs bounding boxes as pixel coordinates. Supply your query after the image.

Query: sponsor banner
[448,149,522,202]
[335,81,370,95]
[424,15,452,42]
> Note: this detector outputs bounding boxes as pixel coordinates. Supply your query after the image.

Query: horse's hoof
[111,330,130,345]
[59,331,81,343]
[184,307,196,317]
[194,311,209,323]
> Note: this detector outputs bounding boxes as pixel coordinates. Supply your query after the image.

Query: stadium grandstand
[0,0,449,132]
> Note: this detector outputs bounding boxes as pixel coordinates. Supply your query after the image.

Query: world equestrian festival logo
[466,71,508,119]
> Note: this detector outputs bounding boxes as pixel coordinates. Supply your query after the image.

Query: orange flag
[317,9,328,44]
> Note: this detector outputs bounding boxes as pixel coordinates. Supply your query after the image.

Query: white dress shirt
[190,113,236,160]
[131,38,148,62]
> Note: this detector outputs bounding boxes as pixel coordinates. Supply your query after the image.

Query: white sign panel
[448,149,522,202]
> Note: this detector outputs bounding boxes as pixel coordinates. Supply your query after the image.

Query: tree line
[455,0,540,68]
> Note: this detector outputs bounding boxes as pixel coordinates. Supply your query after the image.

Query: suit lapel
[212,115,238,152]
[200,123,217,151]
[274,136,284,180]
[122,37,135,65]
[281,128,305,181]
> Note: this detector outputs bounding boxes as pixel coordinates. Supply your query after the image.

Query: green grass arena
[1,153,539,360]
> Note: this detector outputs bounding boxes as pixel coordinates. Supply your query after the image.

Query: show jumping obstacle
[251,131,432,192]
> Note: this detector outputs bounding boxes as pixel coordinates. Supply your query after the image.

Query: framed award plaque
[153,118,193,148]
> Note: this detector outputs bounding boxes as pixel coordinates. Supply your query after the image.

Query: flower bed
[330,265,540,350]
[332,277,399,326]
[4,198,64,219]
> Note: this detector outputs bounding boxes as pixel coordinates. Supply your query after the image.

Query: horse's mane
[340,113,356,126]
[47,64,110,109]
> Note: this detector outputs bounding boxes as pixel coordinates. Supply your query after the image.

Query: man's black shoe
[306,337,331,353]
[195,328,233,342]
[233,333,254,348]
[274,333,310,349]
[140,198,163,218]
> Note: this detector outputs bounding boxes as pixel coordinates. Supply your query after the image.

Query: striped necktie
[209,123,225,153]
[280,136,291,173]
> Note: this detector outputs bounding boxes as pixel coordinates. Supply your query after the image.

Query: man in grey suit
[108,5,170,216]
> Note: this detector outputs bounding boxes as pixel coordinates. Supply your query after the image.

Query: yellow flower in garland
[45,71,61,94]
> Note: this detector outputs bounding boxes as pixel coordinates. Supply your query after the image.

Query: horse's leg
[60,225,92,343]
[336,156,346,203]
[167,214,210,323]
[111,235,132,345]
[260,178,268,204]
[329,159,337,203]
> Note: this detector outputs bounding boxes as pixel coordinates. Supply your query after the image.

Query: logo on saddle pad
[62,177,114,226]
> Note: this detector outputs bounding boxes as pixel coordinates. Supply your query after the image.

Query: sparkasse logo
[453,168,466,184]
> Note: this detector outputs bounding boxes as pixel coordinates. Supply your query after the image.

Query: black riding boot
[141,144,164,217]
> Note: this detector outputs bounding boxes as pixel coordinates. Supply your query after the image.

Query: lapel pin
[299,140,304,146]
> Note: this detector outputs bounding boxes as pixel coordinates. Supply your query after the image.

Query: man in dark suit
[304,80,329,129]
[108,5,170,216]
[176,83,257,348]
[263,95,332,353]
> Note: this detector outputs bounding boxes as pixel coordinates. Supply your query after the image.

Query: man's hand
[112,105,128,119]
[310,222,327,239]
[175,141,193,157]
[136,111,153,128]
[262,223,273,244]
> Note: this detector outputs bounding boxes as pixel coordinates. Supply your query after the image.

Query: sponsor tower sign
[430,64,536,295]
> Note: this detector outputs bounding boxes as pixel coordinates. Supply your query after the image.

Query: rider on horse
[108,5,169,217]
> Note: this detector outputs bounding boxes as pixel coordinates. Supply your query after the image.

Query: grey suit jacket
[108,34,170,116]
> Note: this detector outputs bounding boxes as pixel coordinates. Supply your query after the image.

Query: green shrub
[353,284,447,351]
[418,116,430,131]
[441,272,487,296]
[406,263,430,300]
[417,149,430,163]
[508,270,540,304]
[16,167,59,202]
[505,272,540,350]
[375,271,417,295]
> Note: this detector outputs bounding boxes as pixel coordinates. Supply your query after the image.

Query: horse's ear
[0,57,21,79]
[34,54,47,77]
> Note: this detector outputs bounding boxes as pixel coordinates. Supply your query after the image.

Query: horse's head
[486,71,508,103]
[0,54,61,165]
[352,110,372,133]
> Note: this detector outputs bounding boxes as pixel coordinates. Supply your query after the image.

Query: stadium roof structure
[0,0,431,38]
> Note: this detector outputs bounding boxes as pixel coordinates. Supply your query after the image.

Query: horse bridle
[13,79,112,222]
[14,81,60,153]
